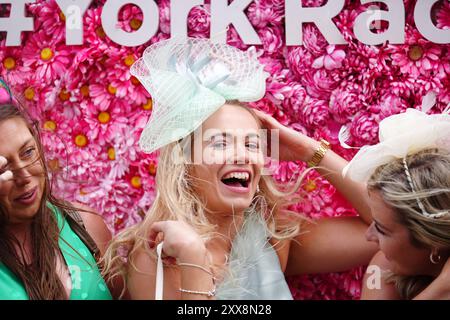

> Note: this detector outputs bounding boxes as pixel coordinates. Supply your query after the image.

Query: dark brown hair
[0,102,86,299]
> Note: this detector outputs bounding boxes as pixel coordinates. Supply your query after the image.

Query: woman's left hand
[252,109,318,162]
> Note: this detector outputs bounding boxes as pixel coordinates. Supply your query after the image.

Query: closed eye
[374,223,386,236]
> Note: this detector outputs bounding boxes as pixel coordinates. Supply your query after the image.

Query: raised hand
[0,156,13,182]
[252,109,318,162]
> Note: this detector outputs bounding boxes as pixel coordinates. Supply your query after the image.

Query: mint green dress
[0,204,112,300]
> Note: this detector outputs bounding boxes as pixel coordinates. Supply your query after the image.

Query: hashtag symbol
[0,0,35,46]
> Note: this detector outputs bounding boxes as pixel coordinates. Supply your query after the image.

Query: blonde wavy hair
[102,103,308,296]
[367,148,450,299]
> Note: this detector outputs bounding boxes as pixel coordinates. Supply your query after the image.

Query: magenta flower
[22,31,71,84]
[390,28,443,78]
[29,0,65,40]
[313,45,346,70]
[329,83,362,124]
[302,69,339,100]
[350,111,380,146]
[302,25,329,56]
[248,0,283,29]
[298,97,330,129]
[258,25,284,56]
[0,44,32,85]
[188,5,210,37]
[436,0,450,29]
[83,100,130,146]
[84,7,115,46]
[116,4,144,33]
[285,46,313,79]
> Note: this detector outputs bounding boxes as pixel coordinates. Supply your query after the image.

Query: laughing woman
[0,83,115,300]
[102,38,377,300]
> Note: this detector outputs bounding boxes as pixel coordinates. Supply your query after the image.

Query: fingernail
[0,171,13,182]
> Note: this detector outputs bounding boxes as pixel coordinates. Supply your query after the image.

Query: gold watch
[307,139,331,168]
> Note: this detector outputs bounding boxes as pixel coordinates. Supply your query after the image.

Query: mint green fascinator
[130,37,269,154]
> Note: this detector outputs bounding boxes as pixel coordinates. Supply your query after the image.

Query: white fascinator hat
[130,37,269,154]
[343,108,450,183]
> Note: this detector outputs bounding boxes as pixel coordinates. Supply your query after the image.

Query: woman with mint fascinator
[102,37,449,300]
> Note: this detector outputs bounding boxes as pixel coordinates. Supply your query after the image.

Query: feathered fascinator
[130,37,269,154]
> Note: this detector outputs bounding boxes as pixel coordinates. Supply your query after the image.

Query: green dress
[0,203,112,300]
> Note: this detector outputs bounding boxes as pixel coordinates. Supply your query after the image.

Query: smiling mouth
[220,172,250,188]
[14,186,37,202]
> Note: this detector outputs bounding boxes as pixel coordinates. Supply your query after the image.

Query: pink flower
[188,5,210,37]
[329,83,363,124]
[65,121,108,180]
[272,161,303,184]
[291,170,336,219]
[248,0,283,29]
[258,25,284,56]
[302,24,328,56]
[285,46,313,80]
[0,45,32,86]
[436,0,450,29]
[22,31,71,84]
[350,111,380,146]
[106,128,141,179]
[29,0,65,40]
[297,97,330,129]
[390,28,443,78]
[281,82,307,120]
[83,101,130,146]
[116,4,144,33]
[378,91,409,120]
[302,69,339,100]
[313,45,346,70]
[40,107,73,154]
[84,7,116,46]
[335,8,360,43]
[89,74,129,110]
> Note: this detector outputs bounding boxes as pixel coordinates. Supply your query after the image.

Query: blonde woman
[338,109,450,300]
[103,38,377,299]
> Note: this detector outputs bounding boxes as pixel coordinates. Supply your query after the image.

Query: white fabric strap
[155,242,164,300]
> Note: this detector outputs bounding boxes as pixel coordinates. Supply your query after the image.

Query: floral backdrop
[0,0,449,299]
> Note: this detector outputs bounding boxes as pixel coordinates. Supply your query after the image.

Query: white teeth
[222,172,250,181]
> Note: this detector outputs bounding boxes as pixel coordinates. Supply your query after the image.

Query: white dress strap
[155,242,164,300]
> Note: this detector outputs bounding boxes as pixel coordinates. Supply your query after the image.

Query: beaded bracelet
[179,285,216,297]
[178,262,217,297]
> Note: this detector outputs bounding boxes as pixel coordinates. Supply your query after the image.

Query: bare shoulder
[361,251,400,300]
[70,202,112,254]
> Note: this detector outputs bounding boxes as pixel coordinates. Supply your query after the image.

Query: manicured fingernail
[0,171,13,182]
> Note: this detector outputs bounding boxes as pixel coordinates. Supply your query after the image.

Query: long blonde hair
[102,103,307,296]
[367,148,450,299]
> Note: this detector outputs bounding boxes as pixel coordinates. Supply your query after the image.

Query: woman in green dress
[0,86,116,300]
